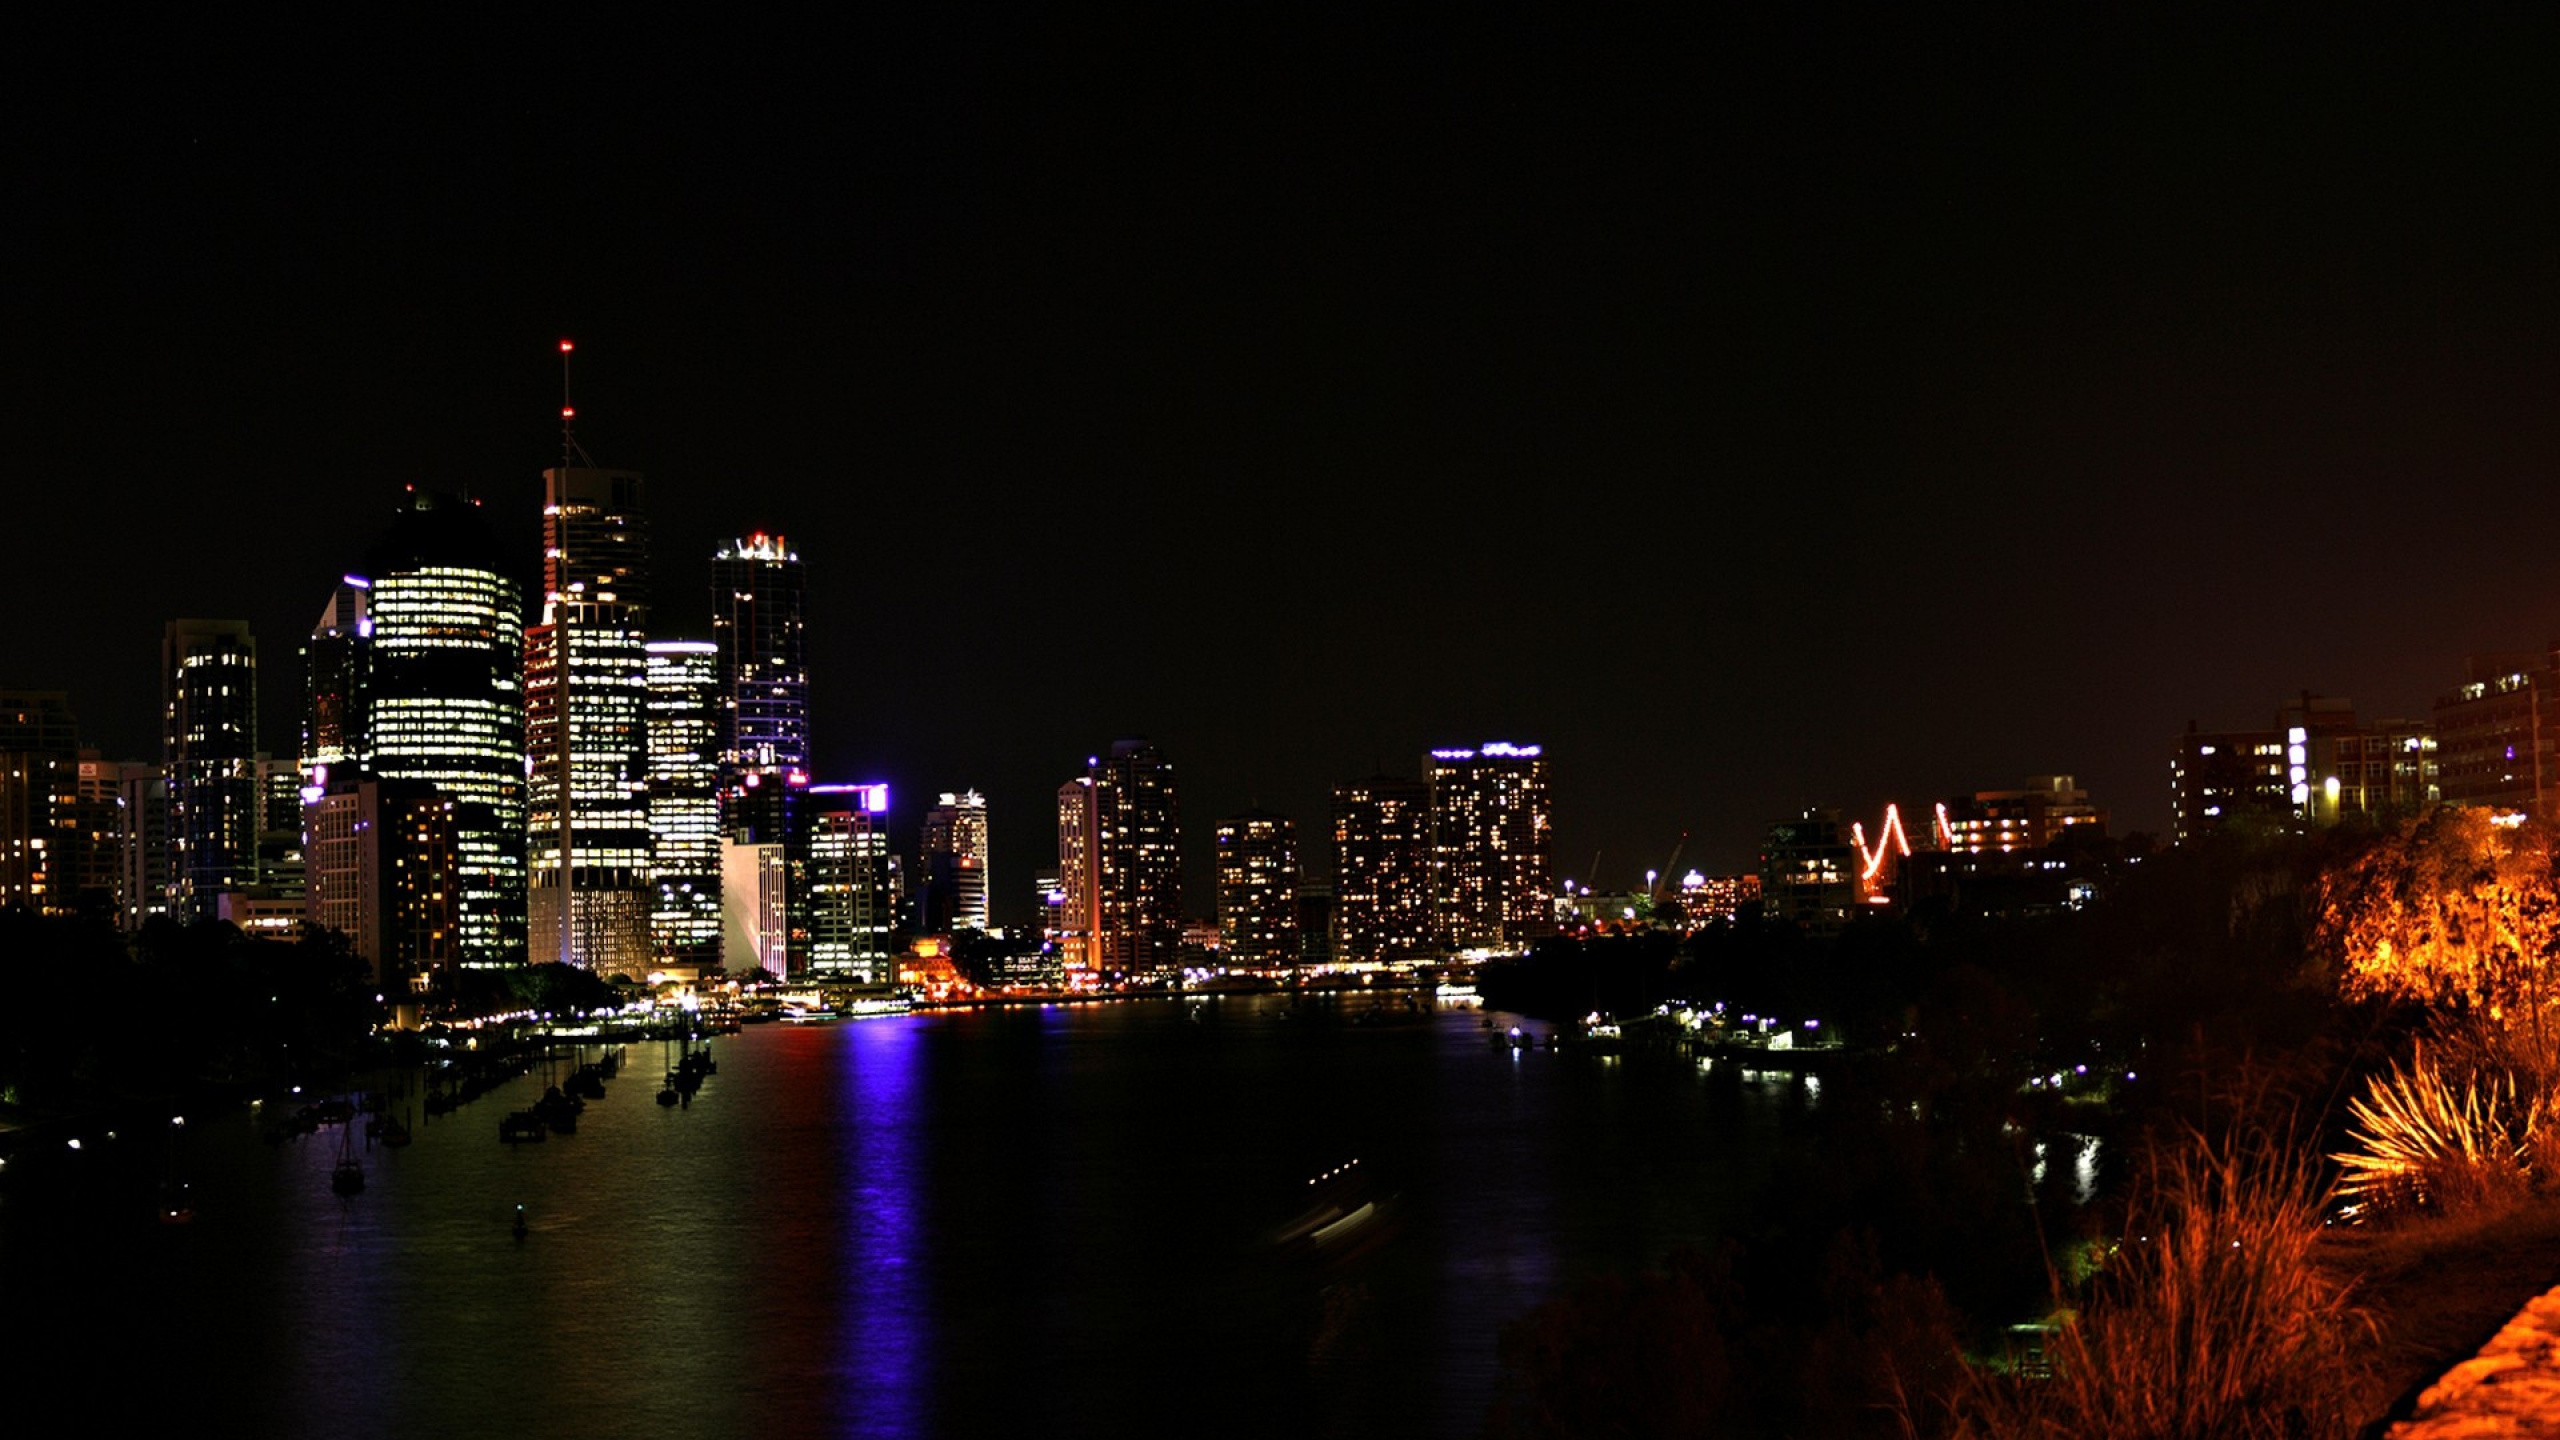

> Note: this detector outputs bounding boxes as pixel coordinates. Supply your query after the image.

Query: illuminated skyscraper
[710,532,808,801]
[921,789,990,934]
[1214,810,1299,968]
[526,466,654,973]
[1055,778,1095,973]
[1426,742,1552,952]
[1055,740,1181,979]
[1331,774,1433,965]
[805,783,893,982]
[350,489,527,968]
[646,640,723,975]
[164,619,259,921]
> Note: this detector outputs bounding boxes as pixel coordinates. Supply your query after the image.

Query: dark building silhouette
[0,691,80,915]
[1760,808,1854,936]
[163,619,259,921]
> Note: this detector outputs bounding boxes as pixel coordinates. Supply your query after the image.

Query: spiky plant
[2331,1042,2538,1223]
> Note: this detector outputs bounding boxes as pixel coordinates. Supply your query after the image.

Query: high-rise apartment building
[349,490,527,968]
[1055,740,1182,979]
[0,691,79,915]
[1427,742,1553,952]
[526,466,654,973]
[163,619,259,921]
[69,750,122,914]
[1215,810,1300,968]
[645,640,723,976]
[117,763,169,932]
[921,789,991,934]
[1331,774,1434,966]
[2435,649,2556,822]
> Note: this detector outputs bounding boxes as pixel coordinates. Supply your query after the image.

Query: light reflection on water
[4,998,1783,1438]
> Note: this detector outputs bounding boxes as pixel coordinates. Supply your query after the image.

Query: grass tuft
[2332,1042,2538,1224]
[1955,1122,2374,1440]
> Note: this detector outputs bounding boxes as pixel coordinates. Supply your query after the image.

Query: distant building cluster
[2173,652,2558,843]
[0,460,941,992]
[11,396,2547,985]
[1042,738,1561,986]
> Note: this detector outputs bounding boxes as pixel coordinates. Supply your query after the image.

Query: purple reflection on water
[831,1019,928,1437]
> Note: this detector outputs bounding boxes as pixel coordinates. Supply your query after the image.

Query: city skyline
[11,12,2560,917]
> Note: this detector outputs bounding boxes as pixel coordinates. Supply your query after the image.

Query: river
[0,995,1790,1437]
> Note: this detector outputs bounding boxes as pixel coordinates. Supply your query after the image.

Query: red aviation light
[559,340,574,353]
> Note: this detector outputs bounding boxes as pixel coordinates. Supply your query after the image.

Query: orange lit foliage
[2317,809,2559,1033]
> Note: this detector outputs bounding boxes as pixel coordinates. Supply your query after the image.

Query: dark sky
[10,11,2559,922]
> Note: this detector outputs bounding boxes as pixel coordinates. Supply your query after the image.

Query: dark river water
[1,996,1790,1438]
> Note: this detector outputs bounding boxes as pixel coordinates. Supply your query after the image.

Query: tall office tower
[70,750,123,914]
[301,579,371,784]
[526,466,654,973]
[359,490,527,968]
[805,783,894,982]
[1034,866,1064,949]
[1331,774,1434,966]
[305,779,459,985]
[1215,810,1300,968]
[0,691,80,915]
[1055,778,1095,972]
[117,763,169,931]
[1054,740,1183,979]
[920,789,991,934]
[645,641,723,975]
[2435,649,2557,822]
[1426,742,1553,952]
[721,834,790,978]
[710,532,809,806]
[1295,881,1335,969]
[163,619,260,921]
[244,755,306,904]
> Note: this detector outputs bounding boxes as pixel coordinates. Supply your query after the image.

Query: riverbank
[2325,1198,2560,1436]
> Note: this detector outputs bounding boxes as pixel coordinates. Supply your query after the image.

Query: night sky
[12,12,2559,922]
